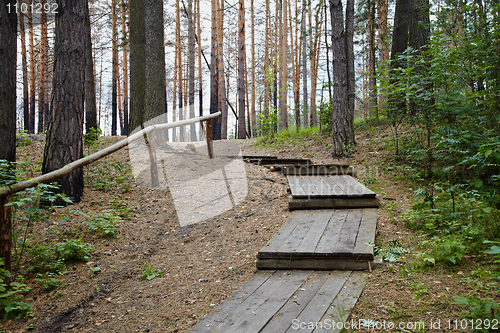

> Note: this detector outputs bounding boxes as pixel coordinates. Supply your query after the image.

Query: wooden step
[188,270,368,333]
[287,175,376,199]
[288,197,379,210]
[256,209,378,270]
[242,155,278,160]
[284,164,353,176]
[252,158,312,166]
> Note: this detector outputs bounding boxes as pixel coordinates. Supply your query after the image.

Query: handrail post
[0,194,12,273]
[206,119,214,159]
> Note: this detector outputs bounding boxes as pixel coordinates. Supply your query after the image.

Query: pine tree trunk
[188,0,196,141]
[129,0,146,135]
[368,0,377,119]
[210,0,220,140]
[42,0,86,202]
[28,0,36,134]
[19,1,29,133]
[197,0,203,139]
[346,0,355,138]
[85,0,98,134]
[38,1,47,133]
[279,0,288,129]
[263,0,270,117]
[111,0,118,135]
[178,0,185,142]
[301,0,308,128]
[238,0,246,139]
[145,0,166,123]
[218,0,228,139]
[250,0,257,137]
[120,0,129,135]
[377,0,389,112]
[329,0,352,156]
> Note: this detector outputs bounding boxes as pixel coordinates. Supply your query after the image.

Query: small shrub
[53,239,93,263]
[85,212,121,238]
[0,259,33,321]
[34,273,66,292]
[140,263,162,281]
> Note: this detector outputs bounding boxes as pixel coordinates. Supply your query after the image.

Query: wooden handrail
[0,112,221,197]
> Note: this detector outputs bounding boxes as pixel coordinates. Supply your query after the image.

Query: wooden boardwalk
[189,270,367,333]
[190,158,379,332]
[256,209,379,270]
[287,175,379,210]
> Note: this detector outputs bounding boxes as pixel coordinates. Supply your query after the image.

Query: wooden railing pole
[206,119,214,159]
[0,194,12,273]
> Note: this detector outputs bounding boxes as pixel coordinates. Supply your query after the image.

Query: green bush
[0,259,33,321]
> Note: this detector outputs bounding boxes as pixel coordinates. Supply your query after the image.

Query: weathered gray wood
[284,165,353,176]
[259,211,313,255]
[189,270,274,332]
[212,270,312,332]
[260,272,331,332]
[352,209,378,256]
[287,271,352,333]
[256,259,375,271]
[318,176,348,196]
[258,158,311,166]
[277,217,316,253]
[288,197,379,210]
[287,175,376,199]
[314,271,368,333]
[339,175,376,196]
[242,155,278,160]
[288,176,308,196]
[314,210,348,254]
[333,209,363,255]
[295,211,334,253]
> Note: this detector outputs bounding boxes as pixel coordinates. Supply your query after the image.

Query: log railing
[0,112,221,271]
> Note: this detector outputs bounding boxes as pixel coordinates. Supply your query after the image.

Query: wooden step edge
[288,196,380,211]
[256,252,374,260]
[256,257,383,271]
[284,165,354,176]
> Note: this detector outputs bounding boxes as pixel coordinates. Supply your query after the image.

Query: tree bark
[263,0,270,117]
[390,0,410,61]
[377,0,389,112]
[238,0,246,139]
[250,0,257,136]
[120,0,129,135]
[280,0,288,129]
[368,0,377,118]
[28,0,36,134]
[210,0,220,139]
[188,0,196,141]
[85,0,98,134]
[145,0,166,123]
[346,0,355,138]
[197,0,203,139]
[42,0,87,203]
[111,0,118,135]
[129,0,146,134]
[38,0,47,133]
[329,0,352,156]
[217,0,228,139]
[18,0,29,133]
[301,0,308,128]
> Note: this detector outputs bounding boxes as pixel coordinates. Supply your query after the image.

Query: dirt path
[5,130,470,333]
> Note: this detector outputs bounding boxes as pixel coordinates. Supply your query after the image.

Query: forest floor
[3,123,477,333]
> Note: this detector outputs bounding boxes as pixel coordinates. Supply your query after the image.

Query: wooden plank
[260,271,333,333]
[284,165,353,176]
[258,211,313,256]
[314,271,368,333]
[258,158,311,166]
[242,155,278,160]
[277,216,316,253]
[295,211,334,253]
[288,197,380,211]
[287,271,352,333]
[352,208,378,256]
[216,270,313,332]
[256,259,375,271]
[339,175,376,196]
[333,209,363,255]
[189,270,275,332]
[314,210,348,254]
[287,176,308,196]
[318,176,347,196]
